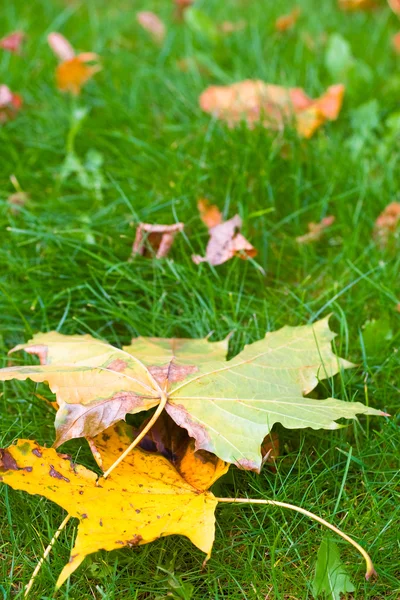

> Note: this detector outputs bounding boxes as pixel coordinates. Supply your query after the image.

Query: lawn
[1,0,399,598]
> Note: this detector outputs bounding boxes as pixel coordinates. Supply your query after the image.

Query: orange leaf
[373,202,400,248]
[296,216,335,244]
[199,80,345,138]
[338,0,378,10]
[0,31,25,54]
[56,55,101,95]
[197,198,223,228]
[275,8,301,32]
[132,222,184,258]
[136,11,166,43]
[388,0,400,14]
[392,31,400,53]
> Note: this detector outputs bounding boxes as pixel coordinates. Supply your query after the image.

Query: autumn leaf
[192,200,257,266]
[296,216,335,244]
[174,0,193,20]
[388,0,400,13]
[373,202,400,248]
[136,12,166,43]
[338,0,378,10]
[0,31,25,54]
[132,222,184,259]
[275,8,301,32]
[0,320,386,470]
[48,32,101,95]
[199,80,345,138]
[0,437,220,588]
[0,84,22,123]
[392,32,400,53]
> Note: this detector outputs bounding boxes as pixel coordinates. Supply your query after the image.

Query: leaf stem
[216,497,376,580]
[24,513,71,597]
[102,391,168,479]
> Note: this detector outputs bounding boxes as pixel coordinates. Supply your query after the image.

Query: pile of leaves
[0,318,386,593]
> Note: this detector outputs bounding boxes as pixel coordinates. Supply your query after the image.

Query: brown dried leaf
[132,222,184,259]
[193,206,257,266]
[0,31,25,54]
[373,202,400,248]
[137,11,166,43]
[275,8,301,32]
[296,216,335,244]
[199,80,345,138]
[0,85,22,123]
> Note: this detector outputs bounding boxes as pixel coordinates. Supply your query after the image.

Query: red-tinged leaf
[132,222,184,259]
[136,11,166,43]
[275,8,301,32]
[48,32,75,61]
[296,216,335,244]
[0,85,22,123]
[373,202,400,248]
[0,31,25,54]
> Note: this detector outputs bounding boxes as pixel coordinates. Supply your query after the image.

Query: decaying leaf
[296,216,335,244]
[48,31,101,94]
[199,80,345,138]
[275,8,301,32]
[388,0,400,14]
[0,31,25,54]
[373,202,400,247]
[192,199,257,266]
[0,84,22,123]
[132,222,184,258]
[136,11,166,43]
[0,437,219,588]
[338,0,377,10]
[0,319,386,471]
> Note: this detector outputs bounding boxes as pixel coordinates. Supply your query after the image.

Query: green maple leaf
[313,537,356,599]
[0,318,386,470]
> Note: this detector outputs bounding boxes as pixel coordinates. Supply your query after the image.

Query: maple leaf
[0,84,22,123]
[48,32,101,95]
[296,216,335,244]
[275,8,301,32]
[192,200,257,266]
[136,12,166,43]
[0,31,25,54]
[132,222,184,259]
[199,80,345,138]
[0,435,220,588]
[0,319,385,471]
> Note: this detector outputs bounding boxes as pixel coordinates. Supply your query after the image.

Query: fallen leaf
[296,215,335,244]
[388,0,400,14]
[261,432,280,467]
[338,0,377,10]
[275,8,301,32]
[7,191,29,212]
[0,84,22,123]
[48,32,100,94]
[193,213,257,266]
[312,537,355,599]
[392,31,400,53]
[174,0,193,20]
[136,12,166,43]
[0,319,386,470]
[47,32,75,61]
[197,198,223,229]
[373,202,400,247]
[0,31,25,54]
[132,222,184,259]
[199,80,345,138]
[219,20,247,34]
[0,438,219,588]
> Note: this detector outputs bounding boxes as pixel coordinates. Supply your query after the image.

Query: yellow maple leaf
[56,54,101,95]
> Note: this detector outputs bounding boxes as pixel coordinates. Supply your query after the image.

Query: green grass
[1,0,399,598]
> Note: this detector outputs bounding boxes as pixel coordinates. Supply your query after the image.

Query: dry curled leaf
[193,200,256,266]
[48,32,100,94]
[136,11,166,43]
[338,0,378,10]
[275,8,301,32]
[0,436,220,588]
[132,222,184,259]
[0,84,22,123]
[296,215,335,244]
[388,0,400,14]
[199,80,345,138]
[0,31,25,54]
[0,320,386,471]
[373,202,400,248]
